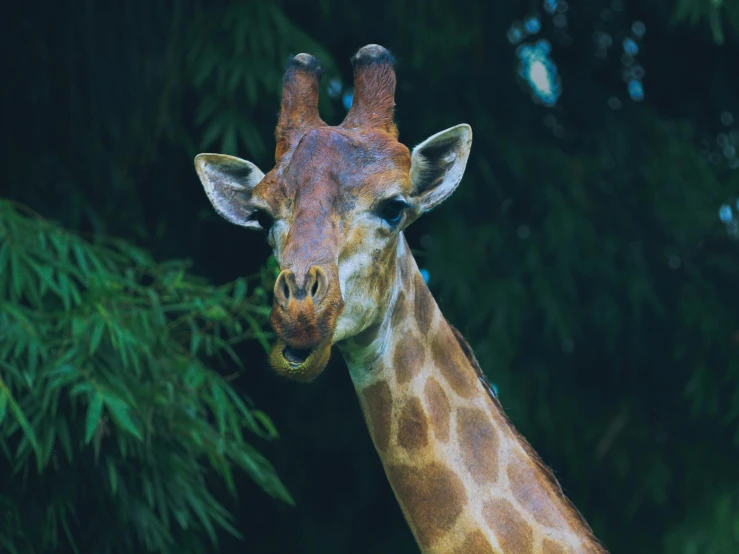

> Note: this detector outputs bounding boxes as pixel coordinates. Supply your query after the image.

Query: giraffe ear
[194,153,265,229]
[409,124,472,213]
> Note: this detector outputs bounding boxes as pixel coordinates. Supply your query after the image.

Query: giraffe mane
[448,324,608,553]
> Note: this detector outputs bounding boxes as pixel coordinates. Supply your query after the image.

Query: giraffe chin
[269,339,333,383]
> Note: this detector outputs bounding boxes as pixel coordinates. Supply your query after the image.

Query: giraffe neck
[339,237,605,554]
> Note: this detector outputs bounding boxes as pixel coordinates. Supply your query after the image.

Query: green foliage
[428,107,739,554]
[671,0,739,44]
[6,0,739,552]
[189,1,339,160]
[0,200,289,553]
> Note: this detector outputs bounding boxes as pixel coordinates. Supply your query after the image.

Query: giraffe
[194,44,607,553]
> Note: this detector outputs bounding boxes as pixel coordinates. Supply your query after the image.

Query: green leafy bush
[0,200,289,553]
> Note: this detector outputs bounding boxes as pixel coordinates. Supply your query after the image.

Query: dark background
[4,1,739,553]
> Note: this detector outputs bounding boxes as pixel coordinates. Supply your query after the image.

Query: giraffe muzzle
[268,264,344,381]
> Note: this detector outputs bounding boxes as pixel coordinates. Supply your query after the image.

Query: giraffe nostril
[310,279,319,298]
[283,280,290,300]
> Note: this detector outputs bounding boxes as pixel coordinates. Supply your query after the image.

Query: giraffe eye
[378,199,408,225]
[252,209,274,232]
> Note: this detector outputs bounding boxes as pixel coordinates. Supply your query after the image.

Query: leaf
[184,490,218,544]
[0,375,40,456]
[9,248,24,301]
[221,124,237,156]
[0,391,7,425]
[85,393,103,444]
[210,383,227,437]
[232,278,247,301]
[252,410,280,439]
[104,397,143,441]
[89,320,105,356]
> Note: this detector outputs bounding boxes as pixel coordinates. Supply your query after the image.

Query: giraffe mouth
[269,339,333,382]
[283,345,313,365]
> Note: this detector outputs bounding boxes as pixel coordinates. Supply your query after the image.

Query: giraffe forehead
[280,126,412,206]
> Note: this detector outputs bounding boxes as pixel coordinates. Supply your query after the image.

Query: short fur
[194,44,609,553]
[449,325,607,553]
[341,44,398,137]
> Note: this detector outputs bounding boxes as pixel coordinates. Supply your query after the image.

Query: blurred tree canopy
[3,0,739,553]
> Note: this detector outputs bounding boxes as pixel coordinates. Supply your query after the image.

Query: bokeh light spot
[507,25,524,44]
[342,90,353,111]
[327,78,342,99]
[628,80,644,101]
[517,40,561,106]
[719,204,733,223]
[623,37,638,55]
[525,17,542,34]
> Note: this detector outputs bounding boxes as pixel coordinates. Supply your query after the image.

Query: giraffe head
[195,45,472,381]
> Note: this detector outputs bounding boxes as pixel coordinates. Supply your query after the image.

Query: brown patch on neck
[362,381,393,452]
[385,462,467,549]
[449,328,608,553]
[507,461,569,530]
[424,378,451,442]
[482,498,535,554]
[502,422,609,553]
[456,407,500,485]
[459,530,496,553]
[542,538,568,554]
[414,273,436,337]
[392,332,426,384]
[391,291,408,328]
[430,328,477,398]
[397,397,429,451]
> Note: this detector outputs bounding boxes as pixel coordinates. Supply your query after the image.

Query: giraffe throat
[337,237,606,554]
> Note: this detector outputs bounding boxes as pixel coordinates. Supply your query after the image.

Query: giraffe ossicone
[195,44,607,554]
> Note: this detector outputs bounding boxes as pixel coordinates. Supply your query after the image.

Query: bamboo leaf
[252,410,280,440]
[85,393,103,444]
[0,390,7,425]
[105,397,143,441]
[89,320,105,356]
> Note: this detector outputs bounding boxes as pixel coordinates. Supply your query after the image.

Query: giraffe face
[194,45,472,381]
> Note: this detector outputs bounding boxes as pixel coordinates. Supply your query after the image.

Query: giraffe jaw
[269,338,333,382]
